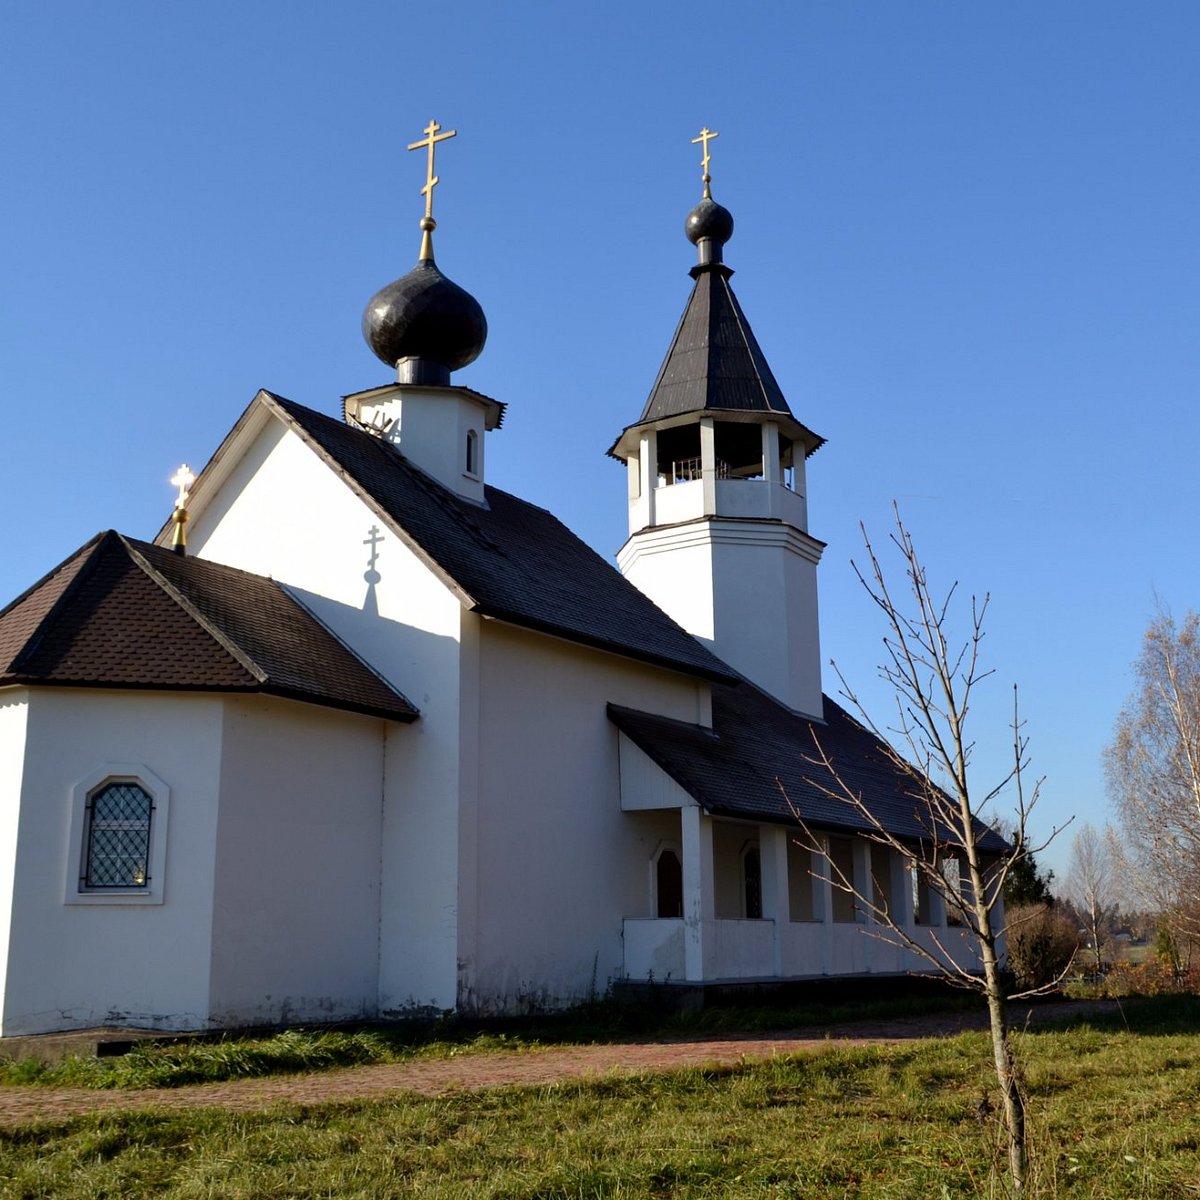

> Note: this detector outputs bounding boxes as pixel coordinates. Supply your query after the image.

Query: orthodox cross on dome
[408,119,457,260]
[692,127,719,200]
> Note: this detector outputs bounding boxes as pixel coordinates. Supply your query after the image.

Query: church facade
[0,131,1003,1037]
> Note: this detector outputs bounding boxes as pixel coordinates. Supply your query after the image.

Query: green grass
[0,992,982,1091]
[0,997,1197,1198]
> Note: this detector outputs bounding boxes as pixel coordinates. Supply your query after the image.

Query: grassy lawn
[0,998,1197,1199]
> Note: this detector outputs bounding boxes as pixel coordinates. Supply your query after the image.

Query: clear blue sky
[3,2,1198,881]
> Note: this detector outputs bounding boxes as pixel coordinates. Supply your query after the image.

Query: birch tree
[1062,823,1117,975]
[1106,610,1200,942]
[792,511,1066,1197]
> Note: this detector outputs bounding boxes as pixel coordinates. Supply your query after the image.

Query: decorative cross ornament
[691,127,720,199]
[169,464,196,556]
[171,464,195,510]
[408,119,457,223]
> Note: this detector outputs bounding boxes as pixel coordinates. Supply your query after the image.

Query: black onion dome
[362,259,487,374]
[685,197,734,248]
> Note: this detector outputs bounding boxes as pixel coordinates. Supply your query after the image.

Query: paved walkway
[0,1000,1119,1127]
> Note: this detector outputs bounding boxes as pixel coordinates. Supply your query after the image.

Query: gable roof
[609,684,1009,852]
[237,392,737,685]
[0,531,418,723]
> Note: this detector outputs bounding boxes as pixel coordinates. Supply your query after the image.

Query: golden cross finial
[169,464,195,556]
[408,119,457,258]
[692,127,720,199]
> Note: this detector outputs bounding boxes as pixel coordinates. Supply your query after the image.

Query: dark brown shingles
[263,393,738,685]
[131,539,416,720]
[0,537,98,674]
[609,685,1009,852]
[0,533,417,723]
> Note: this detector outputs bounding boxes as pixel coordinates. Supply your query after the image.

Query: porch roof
[608,685,1009,853]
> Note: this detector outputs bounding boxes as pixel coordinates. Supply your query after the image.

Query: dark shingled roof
[260,392,738,685]
[639,266,797,423]
[609,685,1009,852]
[0,531,418,723]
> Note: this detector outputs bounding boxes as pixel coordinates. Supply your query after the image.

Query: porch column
[759,824,790,976]
[893,853,915,972]
[895,854,915,928]
[816,834,833,975]
[681,804,714,981]
[852,838,873,971]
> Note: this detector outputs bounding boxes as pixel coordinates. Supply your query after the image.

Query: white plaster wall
[617,736,699,810]
[207,696,386,1026]
[0,693,28,1024]
[713,821,755,920]
[620,519,824,717]
[618,530,716,642]
[184,415,469,1014]
[466,620,707,1013]
[710,531,822,717]
[2,691,222,1036]
[624,809,683,918]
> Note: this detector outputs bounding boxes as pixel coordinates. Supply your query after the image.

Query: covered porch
[622,806,983,985]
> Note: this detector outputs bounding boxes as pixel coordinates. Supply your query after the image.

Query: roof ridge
[119,537,268,684]
[640,275,700,421]
[718,273,777,413]
[7,532,113,674]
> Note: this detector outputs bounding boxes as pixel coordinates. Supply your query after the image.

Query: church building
[0,127,1003,1037]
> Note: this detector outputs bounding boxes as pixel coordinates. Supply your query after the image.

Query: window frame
[464,428,480,480]
[65,765,171,906]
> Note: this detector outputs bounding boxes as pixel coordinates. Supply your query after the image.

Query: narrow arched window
[656,848,683,918]
[465,429,479,477]
[82,781,153,889]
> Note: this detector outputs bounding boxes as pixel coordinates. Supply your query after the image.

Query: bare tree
[1062,823,1117,975]
[1106,610,1200,942]
[790,511,1067,1197]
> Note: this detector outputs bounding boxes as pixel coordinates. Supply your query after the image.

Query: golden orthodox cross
[408,119,457,222]
[692,127,719,199]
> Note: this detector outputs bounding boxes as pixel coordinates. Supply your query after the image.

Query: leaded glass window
[83,782,153,889]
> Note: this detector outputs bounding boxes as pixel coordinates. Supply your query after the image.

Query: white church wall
[709,529,823,718]
[207,696,386,1027]
[618,525,716,642]
[619,519,824,718]
[465,620,706,1012]
[184,415,469,1015]
[0,693,29,1026]
[2,690,223,1036]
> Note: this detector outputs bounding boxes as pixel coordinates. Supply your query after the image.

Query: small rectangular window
[83,782,153,889]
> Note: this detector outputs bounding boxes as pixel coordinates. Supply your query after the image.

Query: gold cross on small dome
[692,127,720,199]
[408,120,457,223]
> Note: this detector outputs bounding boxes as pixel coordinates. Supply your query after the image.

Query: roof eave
[608,409,826,462]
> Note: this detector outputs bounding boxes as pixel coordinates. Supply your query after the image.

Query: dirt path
[0,1000,1119,1128]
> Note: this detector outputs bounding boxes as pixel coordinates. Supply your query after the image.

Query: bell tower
[610,131,827,717]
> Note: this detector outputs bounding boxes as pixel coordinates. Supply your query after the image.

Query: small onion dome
[362,257,487,380]
[685,197,734,251]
